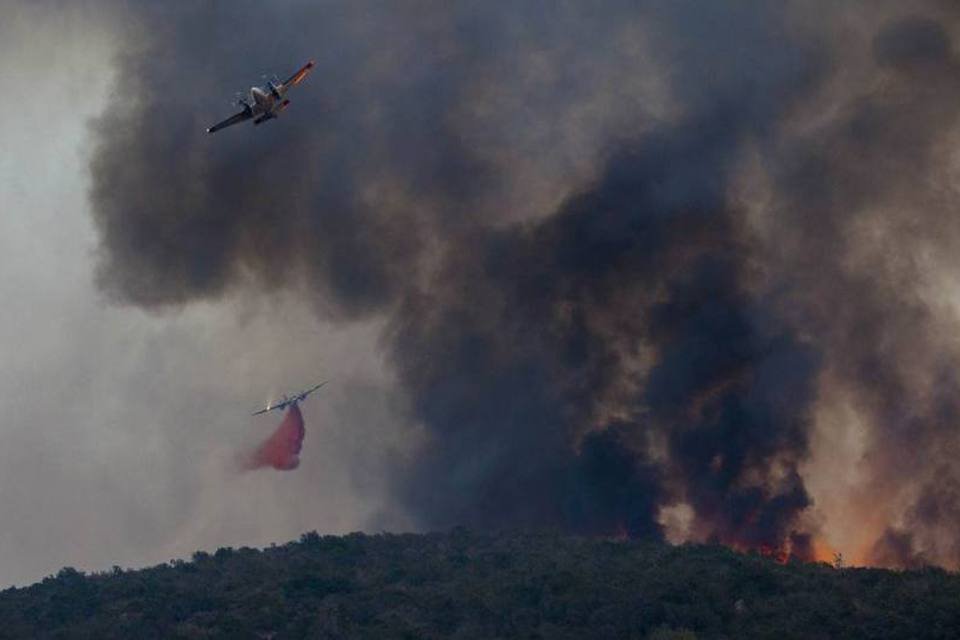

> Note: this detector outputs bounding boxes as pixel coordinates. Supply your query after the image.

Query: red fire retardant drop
[244,404,305,471]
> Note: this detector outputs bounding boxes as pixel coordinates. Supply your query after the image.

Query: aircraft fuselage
[249,84,287,116]
[251,87,273,113]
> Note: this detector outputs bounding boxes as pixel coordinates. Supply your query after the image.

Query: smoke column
[86,1,960,567]
[244,404,306,472]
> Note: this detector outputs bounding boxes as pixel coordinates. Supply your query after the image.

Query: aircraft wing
[252,400,288,416]
[207,108,253,134]
[301,380,329,398]
[283,61,315,88]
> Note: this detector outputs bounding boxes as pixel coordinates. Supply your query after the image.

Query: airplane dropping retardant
[207,60,315,134]
[251,381,328,416]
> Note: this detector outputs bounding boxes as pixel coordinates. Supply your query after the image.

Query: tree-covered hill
[1,530,958,639]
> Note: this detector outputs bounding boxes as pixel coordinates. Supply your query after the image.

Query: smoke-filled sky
[4,0,960,585]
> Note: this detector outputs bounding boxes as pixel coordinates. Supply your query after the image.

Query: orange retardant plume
[244,404,305,471]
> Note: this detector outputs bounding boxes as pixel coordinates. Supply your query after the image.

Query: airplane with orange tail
[251,381,328,416]
[207,60,315,133]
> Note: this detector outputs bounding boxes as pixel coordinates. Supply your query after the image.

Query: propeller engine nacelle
[234,92,252,113]
[266,78,283,100]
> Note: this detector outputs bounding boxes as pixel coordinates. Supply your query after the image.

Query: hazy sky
[0,3,413,587]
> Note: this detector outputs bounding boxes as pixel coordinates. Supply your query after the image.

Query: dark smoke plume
[88,2,960,566]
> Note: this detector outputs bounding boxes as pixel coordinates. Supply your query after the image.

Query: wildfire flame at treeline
[89,1,960,568]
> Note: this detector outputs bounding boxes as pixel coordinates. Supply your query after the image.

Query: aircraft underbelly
[252,88,273,111]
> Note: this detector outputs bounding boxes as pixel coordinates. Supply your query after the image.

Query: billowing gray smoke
[89,1,960,566]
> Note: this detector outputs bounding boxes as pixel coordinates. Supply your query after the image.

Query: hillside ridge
[1,529,958,639]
